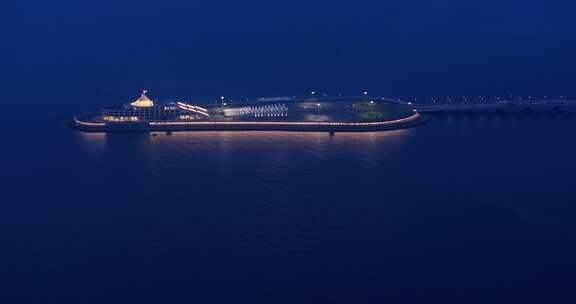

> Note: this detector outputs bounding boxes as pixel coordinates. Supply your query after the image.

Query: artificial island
[73,90,427,133]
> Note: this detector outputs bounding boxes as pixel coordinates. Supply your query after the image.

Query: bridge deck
[412,99,576,112]
[281,95,576,113]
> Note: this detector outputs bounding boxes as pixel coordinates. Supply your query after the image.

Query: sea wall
[73,113,429,133]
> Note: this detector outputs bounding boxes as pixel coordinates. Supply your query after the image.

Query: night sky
[3,2,576,303]
[2,0,575,107]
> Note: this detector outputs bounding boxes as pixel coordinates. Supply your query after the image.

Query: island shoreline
[73,112,430,133]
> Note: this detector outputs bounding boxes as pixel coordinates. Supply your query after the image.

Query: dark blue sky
[2,0,575,107]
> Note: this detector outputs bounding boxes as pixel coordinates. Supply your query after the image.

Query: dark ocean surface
[3,0,576,302]
[2,110,576,303]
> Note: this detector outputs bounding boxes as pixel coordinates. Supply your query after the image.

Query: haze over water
[3,0,576,302]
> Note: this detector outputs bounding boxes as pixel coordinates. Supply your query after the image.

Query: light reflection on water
[74,129,414,181]
[76,132,107,158]
[145,129,411,147]
[143,130,413,170]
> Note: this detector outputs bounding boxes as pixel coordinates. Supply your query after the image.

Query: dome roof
[131,90,154,107]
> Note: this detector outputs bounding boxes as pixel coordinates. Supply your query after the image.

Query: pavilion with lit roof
[131,90,155,108]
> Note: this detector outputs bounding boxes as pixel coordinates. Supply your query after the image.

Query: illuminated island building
[74,90,426,132]
[100,90,209,122]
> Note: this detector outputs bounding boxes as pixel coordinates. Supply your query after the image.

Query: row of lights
[149,112,421,127]
[403,95,568,103]
[311,91,370,95]
[216,93,568,105]
[216,91,373,106]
